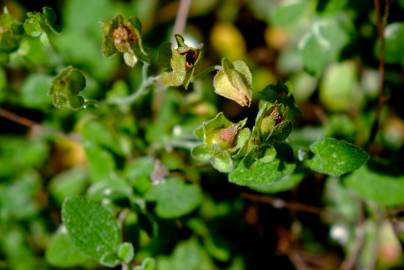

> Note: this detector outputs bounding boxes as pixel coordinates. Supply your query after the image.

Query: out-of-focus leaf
[320,61,362,112]
[210,22,246,60]
[0,171,42,220]
[133,257,156,270]
[49,167,88,205]
[271,0,310,26]
[145,178,202,218]
[80,120,124,155]
[0,137,48,177]
[299,17,349,76]
[87,178,133,202]
[117,242,134,263]
[383,22,404,65]
[345,166,404,206]
[306,137,368,176]
[83,142,116,182]
[20,73,52,109]
[157,239,214,270]
[46,230,91,267]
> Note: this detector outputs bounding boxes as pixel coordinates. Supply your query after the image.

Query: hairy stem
[109,63,158,106]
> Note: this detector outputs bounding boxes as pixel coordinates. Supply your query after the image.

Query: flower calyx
[101,15,149,67]
[213,58,253,107]
[159,34,202,89]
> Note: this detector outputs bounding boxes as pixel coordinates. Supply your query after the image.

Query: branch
[172,0,192,43]
[0,107,37,128]
[0,107,79,141]
[368,0,390,151]
[241,192,324,215]
[339,202,365,270]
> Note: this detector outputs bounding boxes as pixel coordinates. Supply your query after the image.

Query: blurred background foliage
[0,0,404,269]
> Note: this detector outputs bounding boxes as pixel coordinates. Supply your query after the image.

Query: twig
[0,107,80,141]
[109,63,157,106]
[0,107,37,128]
[340,202,366,270]
[368,0,390,151]
[241,192,324,215]
[171,0,192,43]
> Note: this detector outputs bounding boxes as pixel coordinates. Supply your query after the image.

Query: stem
[368,0,390,151]
[109,63,158,106]
[0,107,80,141]
[340,202,365,270]
[241,192,324,215]
[0,108,37,128]
[172,0,192,43]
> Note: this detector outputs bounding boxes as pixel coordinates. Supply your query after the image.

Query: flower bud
[213,58,252,107]
[210,124,241,150]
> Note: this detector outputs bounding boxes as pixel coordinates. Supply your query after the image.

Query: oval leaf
[229,158,295,187]
[61,196,121,260]
[145,178,202,219]
[45,230,91,267]
[307,137,368,176]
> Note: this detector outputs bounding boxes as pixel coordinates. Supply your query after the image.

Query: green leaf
[252,173,304,193]
[80,120,124,155]
[383,22,404,65]
[0,171,42,220]
[299,17,349,76]
[49,167,88,205]
[62,196,121,260]
[345,166,404,206]
[20,73,52,109]
[229,158,295,188]
[145,178,202,218]
[99,252,120,267]
[87,178,133,202]
[125,157,154,194]
[45,230,91,267]
[133,258,156,270]
[271,0,310,26]
[319,61,362,112]
[157,239,213,270]
[0,137,48,177]
[306,137,368,176]
[117,242,134,263]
